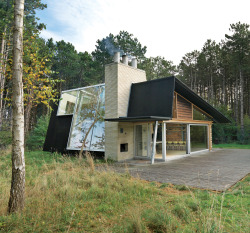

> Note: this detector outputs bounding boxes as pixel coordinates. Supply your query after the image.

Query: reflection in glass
[190,125,208,152]
[57,90,78,115]
[193,107,212,121]
[67,85,105,151]
[135,124,149,157]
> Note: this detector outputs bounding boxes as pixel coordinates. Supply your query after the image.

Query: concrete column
[208,124,212,151]
[187,124,191,154]
[162,122,166,161]
[151,121,158,164]
[147,123,152,157]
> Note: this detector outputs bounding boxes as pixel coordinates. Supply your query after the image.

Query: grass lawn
[213,143,250,149]
[0,149,249,232]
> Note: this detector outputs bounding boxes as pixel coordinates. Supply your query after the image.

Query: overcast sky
[37,0,250,65]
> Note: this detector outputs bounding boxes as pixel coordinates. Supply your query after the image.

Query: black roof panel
[127,76,175,118]
[125,76,230,123]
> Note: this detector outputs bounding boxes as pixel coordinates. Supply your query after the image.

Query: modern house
[43,52,230,163]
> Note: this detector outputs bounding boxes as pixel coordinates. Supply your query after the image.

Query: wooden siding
[177,95,192,120]
[172,92,177,118]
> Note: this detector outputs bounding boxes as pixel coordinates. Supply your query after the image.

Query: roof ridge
[132,76,175,86]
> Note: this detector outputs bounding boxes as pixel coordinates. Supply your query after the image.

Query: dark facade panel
[43,103,73,153]
[127,76,230,123]
[128,76,175,118]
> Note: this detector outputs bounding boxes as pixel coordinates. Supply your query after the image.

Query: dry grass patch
[0,150,249,232]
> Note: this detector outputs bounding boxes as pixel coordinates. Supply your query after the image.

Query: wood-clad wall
[177,95,192,120]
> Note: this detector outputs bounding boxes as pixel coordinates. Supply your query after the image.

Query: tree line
[178,23,250,142]
[0,0,249,143]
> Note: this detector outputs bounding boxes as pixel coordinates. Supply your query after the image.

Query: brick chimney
[104,52,146,160]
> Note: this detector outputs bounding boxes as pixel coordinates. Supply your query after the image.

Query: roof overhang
[106,76,231,124]
[105,116,172,122]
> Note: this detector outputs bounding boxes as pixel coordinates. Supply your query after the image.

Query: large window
[57,90,78,115]
[166,124,186,155]
[190,125,208,152]
[62,85,105,151]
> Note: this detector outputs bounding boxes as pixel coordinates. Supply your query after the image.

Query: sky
[37,0,250,65]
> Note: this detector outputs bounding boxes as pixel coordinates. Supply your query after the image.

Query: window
[57,90,78,115]
[120,143,128,152]
[193,107,212,121]
[67,85,105,151]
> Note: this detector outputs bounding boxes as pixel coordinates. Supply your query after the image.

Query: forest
[0,0,249,146]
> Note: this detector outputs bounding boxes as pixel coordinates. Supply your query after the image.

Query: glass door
[155,123,162,158]
[190,125,208,152]
[135,124,150,157]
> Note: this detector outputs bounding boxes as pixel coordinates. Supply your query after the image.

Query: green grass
[0,148,249,232]
[213,143,250,149]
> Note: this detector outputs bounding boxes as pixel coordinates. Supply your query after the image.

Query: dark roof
[128,76,175,118]
[174,78,230,123]
[106,76,230,123]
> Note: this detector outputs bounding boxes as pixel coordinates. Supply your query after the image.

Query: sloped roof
[106,76,230,123]
[128,76,175,118]
[174,78,230,123]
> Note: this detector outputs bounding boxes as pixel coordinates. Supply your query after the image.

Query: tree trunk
[8,0,25,214]
[0,26,7,129]
[231,85,234,113]
[235,76,238,123]
[190,69,193,90]
[239,68,244,140]
[210,72,214,100]
[24,100,32,135]
[222,70,226,105]
[194,71,197,93]
[79,118,98,158]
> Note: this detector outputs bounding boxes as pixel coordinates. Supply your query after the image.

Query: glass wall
[166,124,186,156]
[57,90,78,115]
[66,85,105,151]
[134,122,210,161]
[190,125,208,152]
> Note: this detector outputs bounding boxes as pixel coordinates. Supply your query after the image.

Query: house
[43,52,230,163]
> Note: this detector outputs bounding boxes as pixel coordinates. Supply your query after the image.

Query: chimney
[131,58,137,68]
[122,55,128,65]
[113,52,120,63]
[105,52,147,161]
